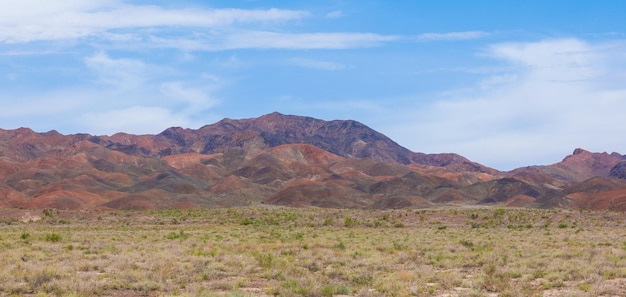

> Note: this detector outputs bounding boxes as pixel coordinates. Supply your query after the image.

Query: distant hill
[88,112,495,173]
[1,113,625,211]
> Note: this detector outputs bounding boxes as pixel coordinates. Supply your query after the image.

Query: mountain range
[1,112,625,210]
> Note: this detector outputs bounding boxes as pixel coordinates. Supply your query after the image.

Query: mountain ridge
[1,113,625,211]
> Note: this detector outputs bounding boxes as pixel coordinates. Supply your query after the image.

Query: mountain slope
[0,113,624,210]
[91,112,496,173]
[510,148,625,182]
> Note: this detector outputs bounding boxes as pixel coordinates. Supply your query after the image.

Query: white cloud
[0,1,308,43]
[0,49,224,135]
[326,10,345,18]
[78,54,224,134]
[0,90,88,118]
[80,106,191,135]
[489,39,600,82]
[145,31,399,51]
[394,38,626,170]
[288,58,345,70]
[84,53,151,89]
[478,74,518,90]
[0,1,397,52]
[223,31,399,50]
[417,31,489,41]
[159,81,219,114]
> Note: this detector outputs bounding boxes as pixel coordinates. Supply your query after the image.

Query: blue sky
[1,1,626,170]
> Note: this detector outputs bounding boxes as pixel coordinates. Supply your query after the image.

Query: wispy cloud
[0,49,224,135]
[288,58,346,70]
[80,106,192,135]
[216,31,399,50]
[242,31,397,49]
[417,31,489,41]
[140,31,399,51]
[84,53,152,90]
[0,1,401,136]
[392,38,626,170]
[326,10,345,18]
[0,90,88,118]
[159,81,219,115]
[78,53,223,134]
[0,1,308,43]
[489,39,601,82]
[0,1,396,52]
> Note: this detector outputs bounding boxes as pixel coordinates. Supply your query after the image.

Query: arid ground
[0,207,625,297]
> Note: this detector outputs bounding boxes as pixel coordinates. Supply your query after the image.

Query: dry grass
[0,207,624,296]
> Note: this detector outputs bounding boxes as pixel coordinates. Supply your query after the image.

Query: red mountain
[510,148,625,182]
[1,113,624,210]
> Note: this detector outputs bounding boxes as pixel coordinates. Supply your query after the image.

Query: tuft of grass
[344,216,357,227]
[252,251,274,269]
[460,239,474,249]
[165,230,189,240]
[44,233,61,242]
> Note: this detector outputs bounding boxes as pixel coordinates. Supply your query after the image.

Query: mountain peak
[261,111,286,118]
[2,114,626,211]
[572,148,590,155]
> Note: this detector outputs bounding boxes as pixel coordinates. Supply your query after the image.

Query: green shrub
[320,285,335,297]
[393,221,405,228]
[42,209,55,217]
[335,284,350,294]
[252,251,274,269]
[45,233,62,242]
[166,230,188,240]
[460,240,474,249]
[240,218,258,226]
[334,240,347,251]
[344,216,357,227]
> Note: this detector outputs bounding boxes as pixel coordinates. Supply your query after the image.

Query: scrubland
[0,207,624,297]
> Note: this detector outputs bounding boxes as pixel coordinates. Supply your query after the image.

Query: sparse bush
[0,207,623,297]
[460,239,474,249]
[42,209,54,217]
[45,233,61,242]
[320,284,335,297]
[240,217,258,226]
[344,216,357,227]
[166,230,188,240]
[334,240,347,251]
[391,240,406,251]
[252,251,274,269]
[336,284,350,294]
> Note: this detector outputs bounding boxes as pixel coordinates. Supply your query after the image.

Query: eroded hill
[1,113,625,210]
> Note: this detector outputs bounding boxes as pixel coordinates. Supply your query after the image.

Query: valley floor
[0,207,625,297]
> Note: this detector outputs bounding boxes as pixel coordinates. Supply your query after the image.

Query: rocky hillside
[89,112,495,173]
[1,113,625,210]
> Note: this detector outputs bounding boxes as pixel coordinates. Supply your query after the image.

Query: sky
[1,0,626,170]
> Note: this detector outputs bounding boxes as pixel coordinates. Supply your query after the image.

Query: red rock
[0,114,623,210]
